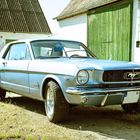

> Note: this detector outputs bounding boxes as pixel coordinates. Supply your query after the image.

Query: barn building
[56,0,140,63]
[0,0,51,50]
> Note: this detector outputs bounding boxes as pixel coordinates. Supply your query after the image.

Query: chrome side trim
[1,81,29,89]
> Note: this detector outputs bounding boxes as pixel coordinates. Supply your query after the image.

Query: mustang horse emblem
[127,72,140,79]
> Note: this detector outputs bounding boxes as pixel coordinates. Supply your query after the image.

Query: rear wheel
[44,81,69,123]
[121,103,140,114]
[0,89,6,101]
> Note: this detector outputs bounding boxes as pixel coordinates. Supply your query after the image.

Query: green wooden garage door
[88,0,133,61]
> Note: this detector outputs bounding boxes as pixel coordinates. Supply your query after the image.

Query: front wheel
[121,103,140,114]
[0,89,6,101]
[44,81,69,123]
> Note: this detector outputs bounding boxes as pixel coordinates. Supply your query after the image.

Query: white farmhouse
[0,0,51,50]
[56,0,140,63]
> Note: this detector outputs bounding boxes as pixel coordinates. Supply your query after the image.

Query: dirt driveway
[0,94,140,140]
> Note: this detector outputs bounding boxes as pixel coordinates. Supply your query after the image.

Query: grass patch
[0,134,66,140]
[0,133,21,139]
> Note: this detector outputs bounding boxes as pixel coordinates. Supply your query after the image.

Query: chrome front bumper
[65,87,140,106]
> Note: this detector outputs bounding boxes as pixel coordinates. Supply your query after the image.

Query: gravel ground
[0,93,140,140]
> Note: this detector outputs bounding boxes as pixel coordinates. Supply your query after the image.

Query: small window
[4,43,31,60]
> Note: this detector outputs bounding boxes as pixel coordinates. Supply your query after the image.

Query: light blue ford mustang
[0,39,140,122]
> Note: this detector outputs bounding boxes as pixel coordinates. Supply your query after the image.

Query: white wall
[57,14,87,44]
[137,0,140,40]
[132,0,140,63]
[0,32,49,50]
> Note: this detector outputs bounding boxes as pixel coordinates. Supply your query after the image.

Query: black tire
[44,81,69,123]
[121,103,140,114]
[0,88,6,102]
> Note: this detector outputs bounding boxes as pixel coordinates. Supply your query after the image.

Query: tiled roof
[0,0,51,34]
[56,0,119,20]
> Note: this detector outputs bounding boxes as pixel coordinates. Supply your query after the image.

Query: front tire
[0,89,6,101]
[121,103,140,114]
[44,81,69,123]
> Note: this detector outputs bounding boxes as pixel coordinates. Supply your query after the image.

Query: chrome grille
[103,70,140,82]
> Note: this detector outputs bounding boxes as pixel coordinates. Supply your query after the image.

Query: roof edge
[55,11,88,21]
[56,0,120,21]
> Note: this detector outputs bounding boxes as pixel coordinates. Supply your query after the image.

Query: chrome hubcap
[46,87,55,120]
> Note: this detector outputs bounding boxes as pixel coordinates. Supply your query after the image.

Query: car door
[1,42,31,95]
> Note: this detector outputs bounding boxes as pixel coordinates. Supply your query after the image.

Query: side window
[32,46,52,58]
[4,43,31,60]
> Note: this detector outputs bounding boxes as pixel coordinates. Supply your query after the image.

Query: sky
[38,0,70,34]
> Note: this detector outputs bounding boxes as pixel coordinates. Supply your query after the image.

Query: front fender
[40,74,68,100]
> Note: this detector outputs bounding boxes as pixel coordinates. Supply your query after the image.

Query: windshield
[31,40,96,59]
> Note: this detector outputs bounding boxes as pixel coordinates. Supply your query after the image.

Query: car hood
[31,58,140,76]
[48,58,140,70]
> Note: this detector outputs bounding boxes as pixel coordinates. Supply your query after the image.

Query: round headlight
[77,70,89,85]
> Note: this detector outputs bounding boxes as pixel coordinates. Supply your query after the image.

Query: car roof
[9,38,82,44]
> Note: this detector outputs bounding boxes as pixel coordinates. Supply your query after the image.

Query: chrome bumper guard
[65,86,140,106]
[66,86,140,95]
